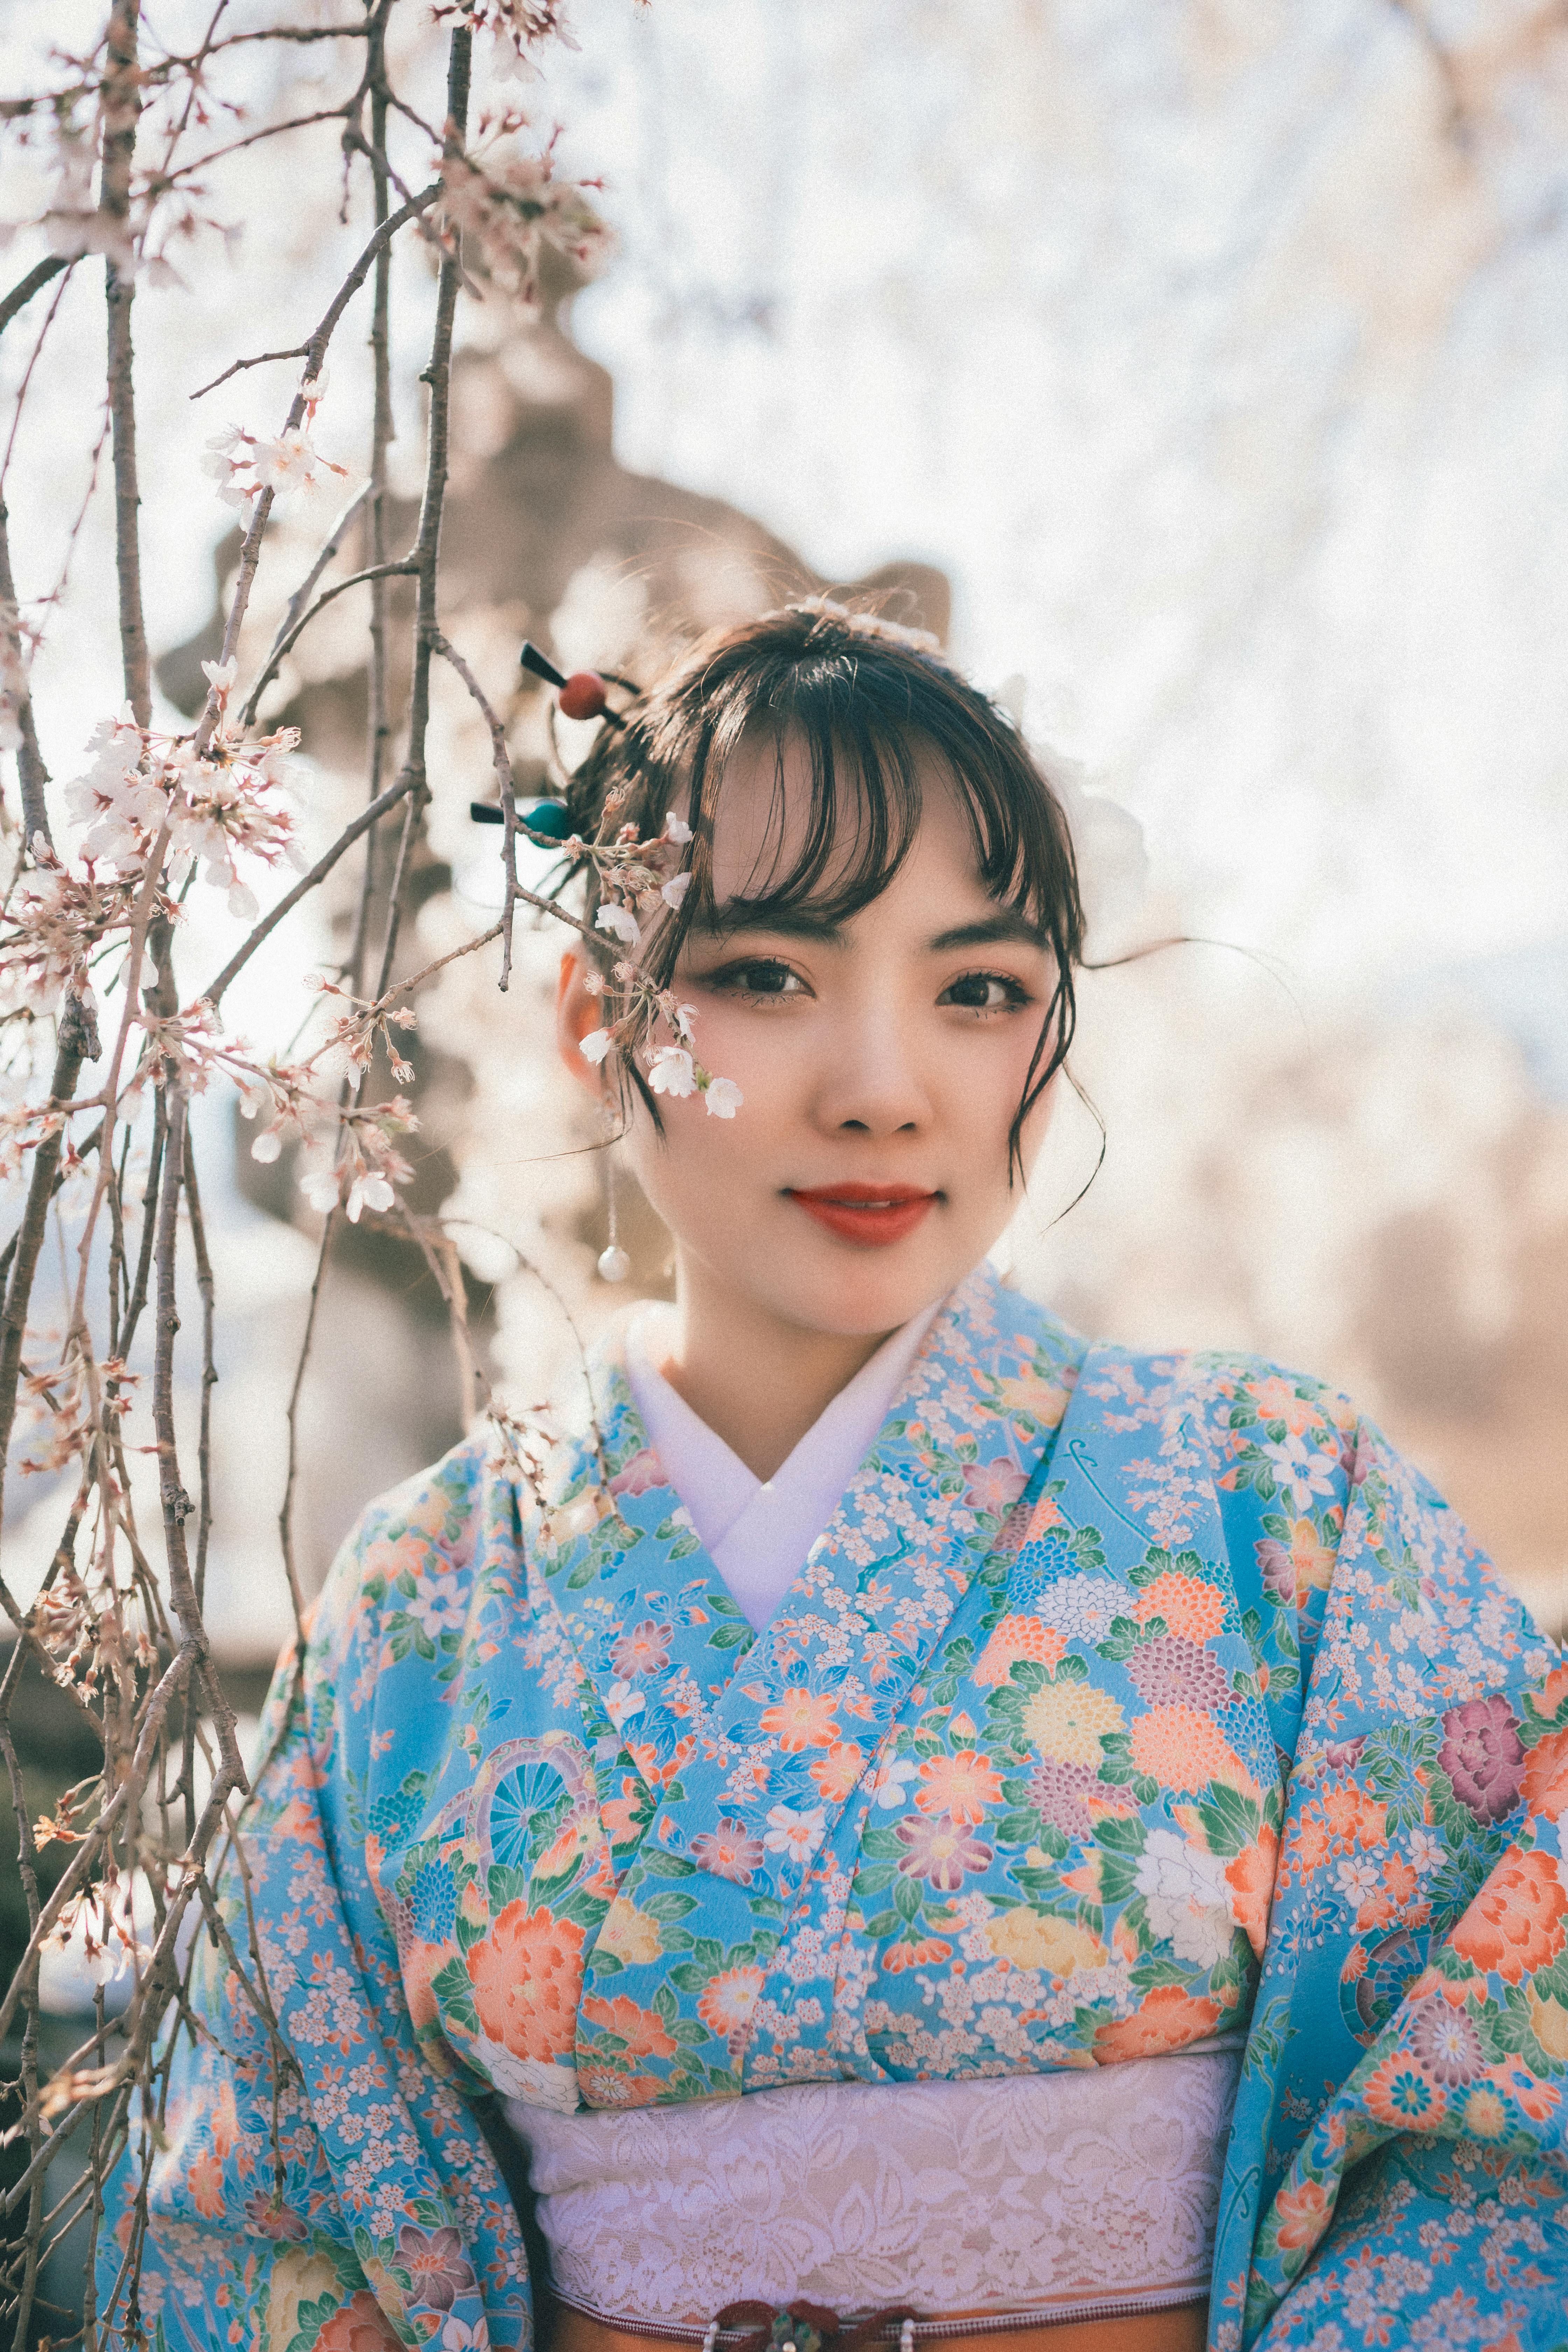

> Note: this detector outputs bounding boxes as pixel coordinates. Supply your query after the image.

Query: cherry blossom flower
[579,1028,612,1065]
[664,811,693,844]
[595,903,640,948]
[659,872,691,910]
[65,708,303,913]
[436,132,609,309]
[648,1045,696,1097]
[203,416,348,510]
[702,1075,742,1118]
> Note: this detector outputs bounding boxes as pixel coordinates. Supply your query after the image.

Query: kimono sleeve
[1210,1403,1568,2352]
[99,1450,534,2352]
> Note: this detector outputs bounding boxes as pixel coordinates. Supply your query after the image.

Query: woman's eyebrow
[700,903,846,944]
[927,911,1041,951]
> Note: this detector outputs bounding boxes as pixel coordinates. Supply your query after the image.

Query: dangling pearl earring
[596,1100,630,1284]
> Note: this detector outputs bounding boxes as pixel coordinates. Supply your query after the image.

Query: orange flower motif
[1286,1813,1331,1876]
[1509,2066,1561,2124]
[1135,1572,1226,1645]
[316,2290,404,2352]
[881,1936,954,1973]
[188,2148,225,2220]
[697,1964,764,2038]
[578,2065,663,2109]
[1382,1854,1419,1909]
[1323,1785,1385,1850]
[601,1774,648,1847]
[580,1994,677,2061]
[1522,1727,1568,1823]
[1094,1985,1220,2063]
[1224,1826,1279,1957]
[1246,1377,1326,1438]
[1288,1518,1336,1603]
[466,1901,586,2063]
[1271,2178,1332,2254]
[760,1688,840,1752]
[1451,1850,1568,1985]
[210,2079,238,2159]
[360,1531,434,1588]
[1526,1663,1568,1723]
[1363,2052,1445,2132]
[809,1741,866,1805]
[973,1615,1068,1687]
[1129,1705,1252,1794]
[916,1749,1004,1825]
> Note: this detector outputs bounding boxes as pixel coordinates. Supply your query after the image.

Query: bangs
[671,639,1080,943]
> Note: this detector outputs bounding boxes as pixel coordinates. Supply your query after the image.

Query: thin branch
[278,1218,333,1632]
[373,33,470,1001]
[201,766,415,1008]
[190,176,439,401]
[0,500,52,848]
[0,999,97,1594]
[0,255,67,339]
[431,628,536,989]
[156,107,354,190]
[236,555,416,730]
[104,0,150,726]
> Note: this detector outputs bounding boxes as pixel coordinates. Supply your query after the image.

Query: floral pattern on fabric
[102,1264,1565,2350]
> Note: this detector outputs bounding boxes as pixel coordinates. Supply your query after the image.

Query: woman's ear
[555,946,607,1096]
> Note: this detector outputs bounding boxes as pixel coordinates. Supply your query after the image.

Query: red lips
[784,1182,938,1247]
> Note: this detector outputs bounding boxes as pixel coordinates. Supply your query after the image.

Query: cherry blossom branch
[371,31,470,1000]
[430,628,527,985]
[104,0,150,728]
[0,500,52,848]
[236,555,417,730]
[0,257,68,339]
[202,766,416,1007]
[189,178,441,401]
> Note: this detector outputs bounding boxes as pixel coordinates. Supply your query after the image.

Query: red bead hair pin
[518,638,626,728]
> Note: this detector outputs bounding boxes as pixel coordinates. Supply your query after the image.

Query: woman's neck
[653,1262,899,1481]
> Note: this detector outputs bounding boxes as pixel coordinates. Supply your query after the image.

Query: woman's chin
[717,1237,968,1339]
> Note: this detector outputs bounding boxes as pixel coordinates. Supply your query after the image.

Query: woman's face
[557,730,1060,1338]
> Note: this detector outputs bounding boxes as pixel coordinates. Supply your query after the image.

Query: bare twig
[104,0,151,727]
[0,255,68,339]
[237,555,417,730]
[190,177,440,401]
[0,499,52,848]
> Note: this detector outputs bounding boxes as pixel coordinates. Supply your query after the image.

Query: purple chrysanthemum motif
[1255,1537,1295,1605]
[1409,2002,1484,2087]
[1028,1757,1133,1842]
[1126,1634,1232,1711]
[1438,1694,1525,1826]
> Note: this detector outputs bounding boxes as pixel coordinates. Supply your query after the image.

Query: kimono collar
[623,1297,943,1631]
[528,1259,1084,1911]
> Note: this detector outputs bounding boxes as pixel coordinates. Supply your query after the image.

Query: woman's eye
[714,959,805,999]
[940,971,1029,1012]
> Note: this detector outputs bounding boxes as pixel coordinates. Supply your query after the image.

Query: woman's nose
[813,1004,930,1136]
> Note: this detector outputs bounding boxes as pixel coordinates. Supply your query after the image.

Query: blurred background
[5,0,1567,1692]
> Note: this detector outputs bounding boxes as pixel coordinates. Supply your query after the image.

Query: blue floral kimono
[105,1265,1568,2352]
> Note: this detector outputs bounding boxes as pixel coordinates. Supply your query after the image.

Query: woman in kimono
[106,604,1567,2352]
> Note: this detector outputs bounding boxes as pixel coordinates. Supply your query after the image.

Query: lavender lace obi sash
[503,2041,1244,2327]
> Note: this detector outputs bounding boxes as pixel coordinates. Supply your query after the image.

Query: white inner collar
[624,1300,942,1632]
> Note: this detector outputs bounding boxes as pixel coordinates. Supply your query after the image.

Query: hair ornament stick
[520,636,626,727]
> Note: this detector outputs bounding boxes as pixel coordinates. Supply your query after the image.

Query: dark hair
[554,603,1086,1180]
